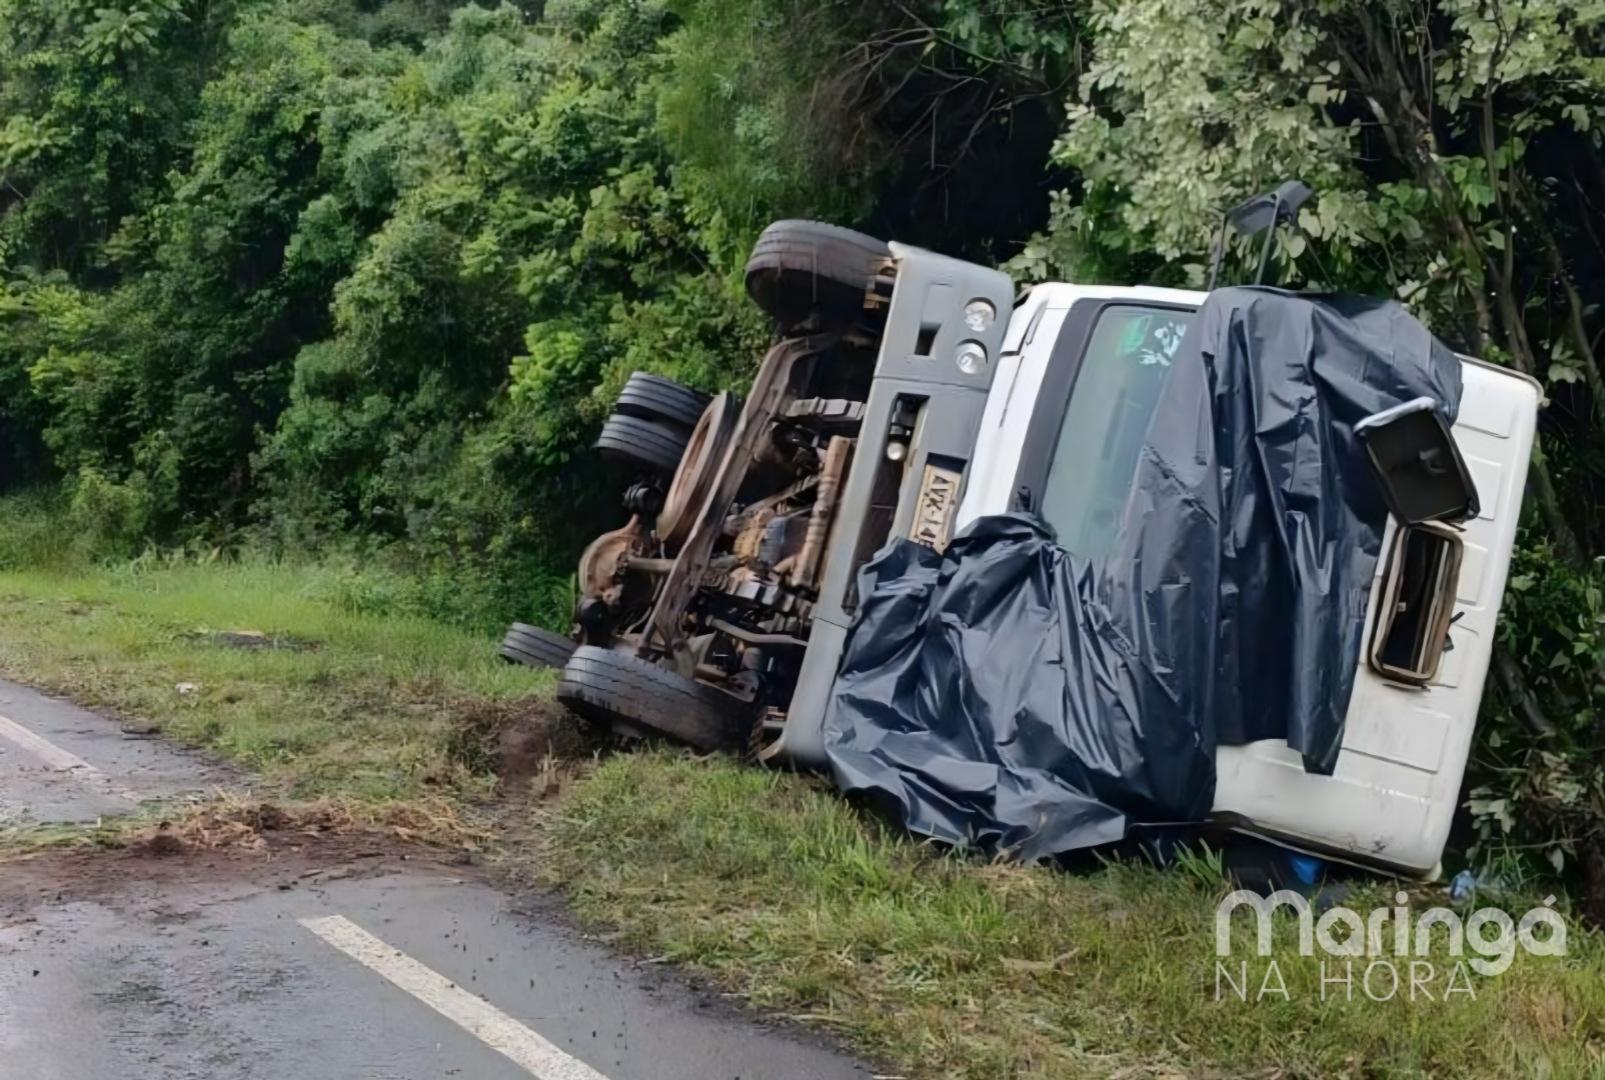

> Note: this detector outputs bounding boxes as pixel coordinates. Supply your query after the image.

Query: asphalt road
[0,679,235,826]
[0,677,873,1080]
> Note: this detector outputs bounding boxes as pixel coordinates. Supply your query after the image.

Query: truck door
[1007,299,1196,553]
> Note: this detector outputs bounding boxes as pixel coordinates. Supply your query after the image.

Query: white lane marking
[0,712,139,803]
[299,914,611,1080]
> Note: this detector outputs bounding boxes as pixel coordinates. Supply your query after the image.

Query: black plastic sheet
[823,288,1464,859]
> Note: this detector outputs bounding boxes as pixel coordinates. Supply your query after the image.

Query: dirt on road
[0,677,870,1080]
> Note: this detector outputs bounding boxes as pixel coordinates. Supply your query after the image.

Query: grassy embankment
[0,495,554,803]
[0,499,1601,1078]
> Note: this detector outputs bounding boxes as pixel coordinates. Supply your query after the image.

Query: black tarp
[822,288,1464,860]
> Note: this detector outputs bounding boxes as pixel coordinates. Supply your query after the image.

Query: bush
[0,489,80,572]
[64,468,156,563]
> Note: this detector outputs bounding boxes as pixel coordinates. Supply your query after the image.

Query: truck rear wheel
[745,220,891,330]
[556,646,748,753]
[614,372,711,431]
[498,623,577,669]
[594,414,687,475]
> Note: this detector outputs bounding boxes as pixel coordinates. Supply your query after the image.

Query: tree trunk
[1493,646,1556,741]
[1338,17,1588,563]
[1513,178,1605,408]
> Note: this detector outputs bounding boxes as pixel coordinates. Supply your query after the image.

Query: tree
[1033,0,1605,884]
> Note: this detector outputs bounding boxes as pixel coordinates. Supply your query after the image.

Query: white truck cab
[548,218,1538,879]
[956,283,1539,876]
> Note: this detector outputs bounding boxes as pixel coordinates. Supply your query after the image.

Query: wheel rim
[657,393,736,547]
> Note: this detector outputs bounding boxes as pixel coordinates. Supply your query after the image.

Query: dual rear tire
[593,372,711,477]
[556,645,750,754]
[613,373,710,429]
[500,629,750,755]
[498,622,577,669]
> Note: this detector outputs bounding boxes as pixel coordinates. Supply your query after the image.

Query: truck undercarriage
[500,220,1014,758]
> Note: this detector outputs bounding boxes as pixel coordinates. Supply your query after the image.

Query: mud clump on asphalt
[447,697,599,794]
[0,803,470,924]
[120,797,437,861]
[134,823,187,857]
[125,800,332,856]
[243,802,293,831]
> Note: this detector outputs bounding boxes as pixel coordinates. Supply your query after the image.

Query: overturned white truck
[501,192,1539,878]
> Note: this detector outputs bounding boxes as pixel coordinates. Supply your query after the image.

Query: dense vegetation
[2,0,1602,895]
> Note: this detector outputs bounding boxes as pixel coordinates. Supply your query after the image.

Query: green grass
[1,499,1601,1077]
[0,555,553,800]
[544,753,1605,1079]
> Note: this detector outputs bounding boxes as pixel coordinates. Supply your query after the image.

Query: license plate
[909,461,962,551]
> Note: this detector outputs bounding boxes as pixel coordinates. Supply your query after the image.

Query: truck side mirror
[1357,397,1478,687]
[1355,396,1479,525]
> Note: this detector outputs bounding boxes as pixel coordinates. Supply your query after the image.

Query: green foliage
[1029,0,1605,889]
[3,0,1604,894]
[0,0,235,273]
[1,0,784,629]
[64,466,157,560]
[1478,536,1605,878]
[655,0,878,260]
[1039,0,1357,280]
[0,489,81,571]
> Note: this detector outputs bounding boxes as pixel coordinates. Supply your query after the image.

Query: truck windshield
[1038,305,1195,562]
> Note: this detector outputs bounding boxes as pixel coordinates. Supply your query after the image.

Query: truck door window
[1037,306,1194,561]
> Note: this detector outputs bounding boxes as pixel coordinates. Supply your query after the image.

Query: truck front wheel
[744,220,891,331]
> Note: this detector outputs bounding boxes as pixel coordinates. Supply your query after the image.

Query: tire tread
[594,414,687,474]
[613,373,710,430]
[744,219,890,329]
[498,622,577,669]
[557,646,744,752]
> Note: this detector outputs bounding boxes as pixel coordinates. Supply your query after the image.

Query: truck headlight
[954,340,987,375]
[963,299,995,332]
